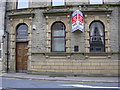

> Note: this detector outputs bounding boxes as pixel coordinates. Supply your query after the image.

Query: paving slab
[0,73,119,83]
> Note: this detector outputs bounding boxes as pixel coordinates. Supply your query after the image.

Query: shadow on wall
[118,1,120,60]
[0,61,2,72]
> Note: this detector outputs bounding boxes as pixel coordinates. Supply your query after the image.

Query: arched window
[16,23,28,40]
[17,0,29,9]
[89,21,105,52]
[51,22,66,52]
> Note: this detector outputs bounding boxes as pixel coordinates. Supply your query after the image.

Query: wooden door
[16,42,28,72]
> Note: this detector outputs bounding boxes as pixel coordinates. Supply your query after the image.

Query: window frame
[51,0,65,6]
[89,0,103,4]
[89,21,105,52]
[51,21,66,52]
[16,0,29,9]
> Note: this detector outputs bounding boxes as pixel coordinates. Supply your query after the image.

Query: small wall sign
[72,10,84,32]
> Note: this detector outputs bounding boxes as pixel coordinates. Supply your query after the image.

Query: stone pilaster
[85,15,90,52]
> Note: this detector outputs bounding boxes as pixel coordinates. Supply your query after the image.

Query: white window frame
[89,0,103,4]
[52,0,65,6]
[17,0,29,9]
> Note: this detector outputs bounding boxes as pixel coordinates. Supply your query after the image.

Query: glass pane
[52,30,65,36]
[52,22,65,30]
[96,47,102,51]
[17,0,29,9]
[52,0,65,6]
[90,45,104,52]
[90,0,103,4]
[90,22,104,36]
[90,21,105,52]
[52,38,65,51]
[90,22,104,43]
[91,36,103,42]
[52,22,65,36]
[17,24,28,39]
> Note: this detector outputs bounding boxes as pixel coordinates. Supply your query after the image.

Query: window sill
[31,52,119,59]
[44,52,71,59]
[8,13,35,18]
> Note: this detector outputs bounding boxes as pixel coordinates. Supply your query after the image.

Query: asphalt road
[0,77,119,90]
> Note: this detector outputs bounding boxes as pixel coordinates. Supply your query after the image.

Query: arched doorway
[16,23,28,72]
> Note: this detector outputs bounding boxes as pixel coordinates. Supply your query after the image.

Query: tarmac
[0,73,119,83]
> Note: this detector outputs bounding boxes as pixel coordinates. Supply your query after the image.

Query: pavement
[0,73,119,83]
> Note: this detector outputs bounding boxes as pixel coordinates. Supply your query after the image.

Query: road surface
[0,77,119,89]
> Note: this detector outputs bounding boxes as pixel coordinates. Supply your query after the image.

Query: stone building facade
[3,0,120,76]
[0,0,6,72]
